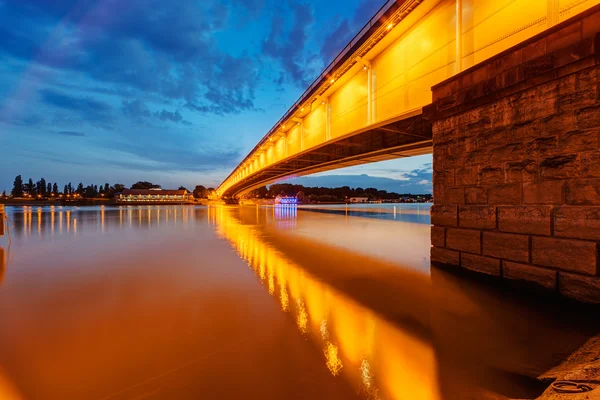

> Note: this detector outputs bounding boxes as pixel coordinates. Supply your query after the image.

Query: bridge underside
[222,116,433,198]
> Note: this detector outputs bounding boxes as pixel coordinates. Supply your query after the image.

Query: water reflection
[210,205,599,399]
[7,205,195,238]
[209,205,442,400]
[0,246,5,287]
[0,205,597,399]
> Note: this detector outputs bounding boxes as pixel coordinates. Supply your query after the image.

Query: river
[0,204,597,399]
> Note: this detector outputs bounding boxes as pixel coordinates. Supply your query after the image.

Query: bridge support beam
[425,8,600,303]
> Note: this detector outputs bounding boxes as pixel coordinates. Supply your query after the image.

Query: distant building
[116,189,192,204]
[348,197,369,203]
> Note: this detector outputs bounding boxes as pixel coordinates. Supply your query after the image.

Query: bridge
[216,0,600,304]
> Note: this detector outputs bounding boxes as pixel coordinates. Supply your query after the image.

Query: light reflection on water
[0,204,597,399]
[209,205,440,400]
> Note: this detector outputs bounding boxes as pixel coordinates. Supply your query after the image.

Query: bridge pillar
[425,8,600,303]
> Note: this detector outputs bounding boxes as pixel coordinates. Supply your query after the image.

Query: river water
[0,204,597,399]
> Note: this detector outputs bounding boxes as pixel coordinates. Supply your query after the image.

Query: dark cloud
[320,0,386,63]
[320,20,353,64]
[262,2,315,87]
[52,130,86,137]
[39,88,113,125]
[121,99,191,125]
[0,0,260,116]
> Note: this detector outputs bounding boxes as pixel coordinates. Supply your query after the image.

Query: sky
[0,0,433,194]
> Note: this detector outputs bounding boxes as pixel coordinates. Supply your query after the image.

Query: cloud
[0,0,261,116]
[52,130,86,137]
[39,88,113,126]
[121,99,191,125]
[262,2,315,87]
[283,166,433,194]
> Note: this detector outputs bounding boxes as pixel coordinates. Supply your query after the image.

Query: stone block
[558,129,598,153]
[431,247,460,266]
[459,205,496,230]
[431,205,458,227]
[539,112,576,135]
[522,54,555,80]
[581,151,600,178]
[489,142,525,163]
[559,273,600,304]
[493,50,522,76]
[498,206,552,235]
[478,165,504,184]
[446,228,481,254]
[565,179,600,205]
[522,38,546,62]
[554,206,600,241]
[483,232,530,262]
[526,136,558,157]
[455,166,479,186]
[465,186,487,204]
[546,21,582,53]
[461,253,501,276]
[505,159,537,182]
[523,180,564,204]
[555,37,594,66]
[446,187,465,204]
[503,261,557,290]
[488,183,522,205]
[532,237,597,275]
[431,226,445,247]
[581,11,600,38]
[539,155,580,180]
[575,105,600,130]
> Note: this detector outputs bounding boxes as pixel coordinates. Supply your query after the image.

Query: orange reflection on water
[9,206,196,239]
[209,205,441,400]
[0,246,5,287]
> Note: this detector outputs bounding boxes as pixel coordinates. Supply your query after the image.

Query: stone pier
[425,7,600,303]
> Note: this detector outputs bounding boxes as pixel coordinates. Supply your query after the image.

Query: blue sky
[0,0,432,193]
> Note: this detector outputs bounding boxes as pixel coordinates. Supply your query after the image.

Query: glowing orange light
[330,78,335,83]
[387,23,393,30]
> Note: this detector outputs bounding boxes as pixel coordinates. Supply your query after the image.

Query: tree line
[249,183,432,202]
[4,176,215,200]
[7,175,128,199]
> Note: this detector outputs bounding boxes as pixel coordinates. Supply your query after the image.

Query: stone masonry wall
[424,7,600,303]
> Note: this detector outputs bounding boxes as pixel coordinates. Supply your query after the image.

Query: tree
[114,183,125,193]
[178,186,189,192]
[37,178,46,196]
[104,183,110,194]
[52,183,59,196]
[67,182,73,194]
[131,181,161,189]
[25,178,35,196]
[253,186,268,198]
[11,175,24,197]
[76,182,84,195]
[98,185,104,195]
[63,185,68,195]
[1,191,6,198]
[47,182,52,195]
[193,185,207,199]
